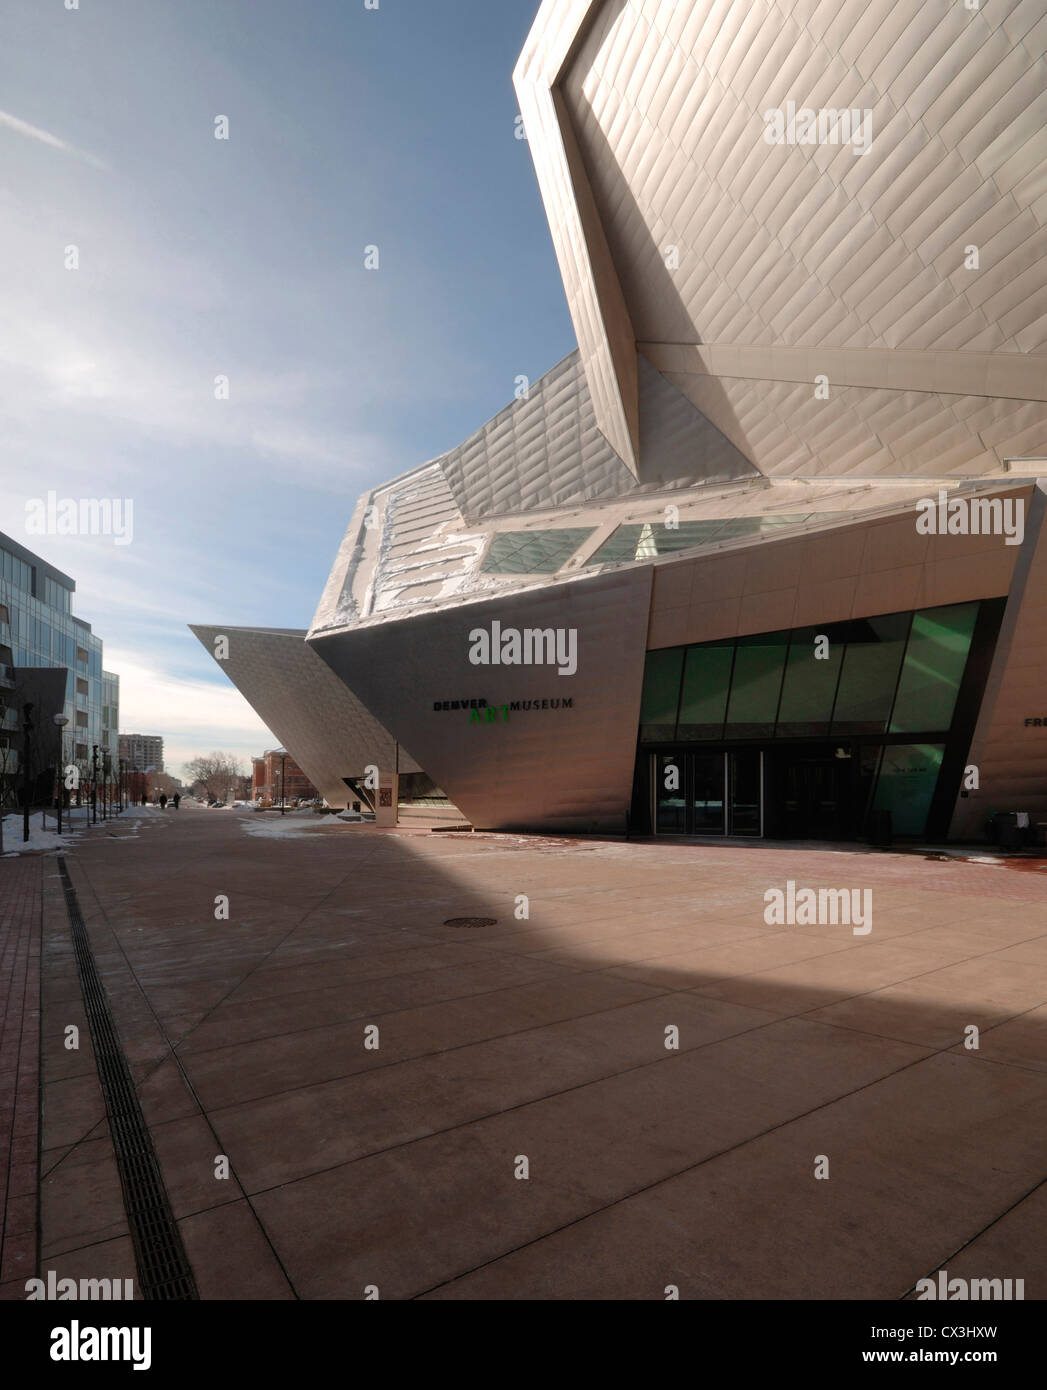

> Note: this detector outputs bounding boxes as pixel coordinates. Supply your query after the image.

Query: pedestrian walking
[159,793,168,810]
[173,793,181,810]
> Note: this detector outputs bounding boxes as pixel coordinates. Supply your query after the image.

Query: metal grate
[57,857,198,1301]
[444,917,497,929]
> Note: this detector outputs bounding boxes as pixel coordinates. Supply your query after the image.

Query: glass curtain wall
[639,601,982,838]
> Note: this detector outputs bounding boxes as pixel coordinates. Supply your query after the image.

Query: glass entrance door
[727,750,762,836]
[654,754,687,834]
[652,751,762,836]
[692,752,725,833]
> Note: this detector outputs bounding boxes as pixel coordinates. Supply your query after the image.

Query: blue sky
[0,0,572,775]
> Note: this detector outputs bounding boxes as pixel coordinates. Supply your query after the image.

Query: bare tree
[183,752,246,802]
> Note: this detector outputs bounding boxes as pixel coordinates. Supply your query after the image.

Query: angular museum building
[194,0,1047,843]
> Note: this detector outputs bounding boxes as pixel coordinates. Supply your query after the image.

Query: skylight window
[482,529,595,575]
[585,516,813,565]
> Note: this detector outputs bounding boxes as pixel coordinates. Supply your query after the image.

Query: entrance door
[654,754,687,834]
[651,751,762,836]
[727,749,762,836]
[782,758,839,838]
[692,752,725,833]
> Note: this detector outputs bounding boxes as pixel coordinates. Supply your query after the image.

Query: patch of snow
[1,813,82,856]
[241,811,324,839]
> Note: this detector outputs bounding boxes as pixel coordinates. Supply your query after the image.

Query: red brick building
[253,749,318,805]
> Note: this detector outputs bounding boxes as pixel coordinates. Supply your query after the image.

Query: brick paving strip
[0,857,43,1300]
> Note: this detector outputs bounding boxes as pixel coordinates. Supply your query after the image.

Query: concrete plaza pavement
[17,802,1047,1299]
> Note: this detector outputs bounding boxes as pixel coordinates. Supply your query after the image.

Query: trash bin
[867,809,892,846]
[996,811,1023,848]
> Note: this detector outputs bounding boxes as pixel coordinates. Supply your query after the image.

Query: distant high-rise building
[0,531,119,806]
[118,733,164,773]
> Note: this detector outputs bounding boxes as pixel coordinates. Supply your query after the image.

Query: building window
[587,516,813,566]
[872,744,946,836]
[724,631,790,739]
[640,603,979,745]
[830,613,911,736]
[776,625,844,737]
[638,600,988,840]
[482,529,594,574]
[889,603,979,734]
[677,642,733,740]
[639,648,683,742]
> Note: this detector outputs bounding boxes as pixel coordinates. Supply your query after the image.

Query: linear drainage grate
[57,857,198,1301]
[444,917,497,929]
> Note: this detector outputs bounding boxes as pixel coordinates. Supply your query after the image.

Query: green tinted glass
[725,631,789,738]
[889,602,978,733]
[872,743,945,836]
[831,613,910,735]
[640,649,684,739]
[678,643,733,740]
[776,626,845,736]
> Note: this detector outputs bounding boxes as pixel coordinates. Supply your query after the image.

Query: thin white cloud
[0,108,109,170]
[102,649,275,777]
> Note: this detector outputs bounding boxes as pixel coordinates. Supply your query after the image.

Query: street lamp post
[281,752,287,816]
[53,713,69,834]
[101,745,111,821]
[91,745,98,825]
[22,703,34,844]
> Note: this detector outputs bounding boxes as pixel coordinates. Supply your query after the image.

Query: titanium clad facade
[189,625,420,810]
[199,1,1047,840]
[518,0,1047,484]
[950,480,1047,837]
[310,566,653,833]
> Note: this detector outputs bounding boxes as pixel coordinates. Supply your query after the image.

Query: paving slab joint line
[899,1175,1047,1301]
